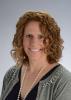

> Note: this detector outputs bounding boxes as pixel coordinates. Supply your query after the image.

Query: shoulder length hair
[11,11,64,66]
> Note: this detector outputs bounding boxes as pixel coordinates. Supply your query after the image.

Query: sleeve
[54,79,71,100]
[0,66,16,99]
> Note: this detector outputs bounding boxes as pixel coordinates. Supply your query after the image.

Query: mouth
[29,48,43,52]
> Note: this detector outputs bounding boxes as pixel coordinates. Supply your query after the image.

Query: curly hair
[11,11,64,66]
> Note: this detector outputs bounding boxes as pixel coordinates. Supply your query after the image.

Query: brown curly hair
[11,11,64,66]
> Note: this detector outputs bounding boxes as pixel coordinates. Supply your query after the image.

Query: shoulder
[52,64,71,89]
[3,65,18,82]
[41,64,71,85]
[40,64,71,100]
[52,64,71,83]
[53,64,71,100]
[57,64,71,83]
[36,64,71,100]
[1,65,20,93]
[0,65,20,99]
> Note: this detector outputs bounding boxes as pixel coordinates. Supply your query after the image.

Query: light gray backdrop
[0,0,71,94]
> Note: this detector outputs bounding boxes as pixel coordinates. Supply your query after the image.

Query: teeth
[30,49,40,52]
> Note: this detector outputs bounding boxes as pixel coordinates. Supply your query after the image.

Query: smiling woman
[23,21,48,63]
[11,11,63,66]
[1,11,71,100]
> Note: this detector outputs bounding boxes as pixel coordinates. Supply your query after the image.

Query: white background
[0,0,71,95]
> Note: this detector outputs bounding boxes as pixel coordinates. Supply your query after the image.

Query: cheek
[40,41,45,48]
[23,39,29,48]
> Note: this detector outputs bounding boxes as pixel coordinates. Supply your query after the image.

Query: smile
[29,48,42,52]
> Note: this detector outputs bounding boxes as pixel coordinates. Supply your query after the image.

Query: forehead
[24,21,42,34]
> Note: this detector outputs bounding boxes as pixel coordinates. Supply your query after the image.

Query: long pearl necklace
[17,66,27,100]
[17,65,48,100]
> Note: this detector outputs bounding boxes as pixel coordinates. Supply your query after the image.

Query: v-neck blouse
[5,64,60,100]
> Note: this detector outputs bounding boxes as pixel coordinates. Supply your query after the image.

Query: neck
[27,59,57,73]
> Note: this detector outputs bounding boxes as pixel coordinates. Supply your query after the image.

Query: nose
[30,38,40,48]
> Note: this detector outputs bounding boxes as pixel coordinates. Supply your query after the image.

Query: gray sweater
[0,64,71,100]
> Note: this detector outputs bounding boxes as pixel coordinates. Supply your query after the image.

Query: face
[23,21,48,61]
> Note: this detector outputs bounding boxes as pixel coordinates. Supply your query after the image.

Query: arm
[53,74,71,100]
[0,66,17,99]
[56,81,71,100]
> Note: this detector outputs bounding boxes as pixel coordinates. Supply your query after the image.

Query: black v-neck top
[6,64,60,100]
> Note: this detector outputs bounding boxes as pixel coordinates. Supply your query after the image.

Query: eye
[38,35,44,39]
[25,34,33,38]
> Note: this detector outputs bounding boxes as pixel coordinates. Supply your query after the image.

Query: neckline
[18,64,60,99]
[19,64,60,82]
[39,64,60,81]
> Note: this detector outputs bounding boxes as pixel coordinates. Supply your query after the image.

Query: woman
[1,11,71,100]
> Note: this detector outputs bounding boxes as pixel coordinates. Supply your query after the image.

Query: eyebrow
[25,33,44,36]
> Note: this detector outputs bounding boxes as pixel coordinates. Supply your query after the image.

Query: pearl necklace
[17,65,48,100]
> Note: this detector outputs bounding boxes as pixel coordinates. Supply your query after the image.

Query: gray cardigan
[1,64,71,100]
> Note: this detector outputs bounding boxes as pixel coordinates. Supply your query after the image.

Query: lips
[29,48,42,52]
